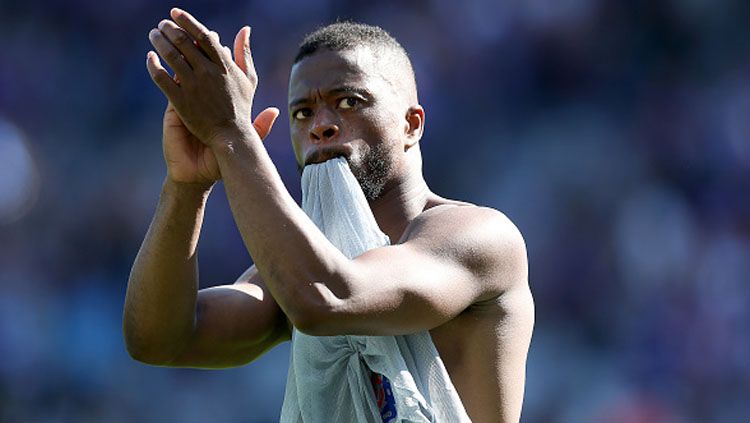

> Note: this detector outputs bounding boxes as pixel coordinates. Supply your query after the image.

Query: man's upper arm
[168,266,292,368]
[298,206,527,336]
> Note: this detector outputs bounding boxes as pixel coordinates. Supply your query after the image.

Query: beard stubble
[349,142,393,202]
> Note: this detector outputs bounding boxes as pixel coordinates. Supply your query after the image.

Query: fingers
[157,20,208,69]
[253,107,280,141]
[233,26,256,78]
[146,51,179,98]
[170,8,228,66]
[148,28,192,80]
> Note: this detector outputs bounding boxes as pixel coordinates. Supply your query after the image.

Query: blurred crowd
[1,0,749,421]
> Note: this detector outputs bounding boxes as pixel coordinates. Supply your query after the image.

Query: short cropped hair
[294,21,416,86]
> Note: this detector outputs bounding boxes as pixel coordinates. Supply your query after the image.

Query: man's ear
[404,105,425,151]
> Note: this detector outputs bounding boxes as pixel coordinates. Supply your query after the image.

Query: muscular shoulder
[401,203,528,299]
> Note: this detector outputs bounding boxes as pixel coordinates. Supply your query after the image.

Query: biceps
[323,245,481,335]
[170,281,290,368]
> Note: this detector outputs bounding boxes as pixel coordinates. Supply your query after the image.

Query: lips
[303,144,355,166]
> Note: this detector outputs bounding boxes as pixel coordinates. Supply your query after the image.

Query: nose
[309,112,340,144]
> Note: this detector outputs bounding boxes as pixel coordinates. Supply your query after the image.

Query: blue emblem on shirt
[371,372,398,422]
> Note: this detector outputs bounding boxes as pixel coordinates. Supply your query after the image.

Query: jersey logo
[371,372,398,423]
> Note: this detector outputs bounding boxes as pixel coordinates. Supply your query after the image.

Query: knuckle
[173,31,190,45]
[198,31,212,44]
[152,74,173,91]
[164,49,181,62]
[157,77,175,90]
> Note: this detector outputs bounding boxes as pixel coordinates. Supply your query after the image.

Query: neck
[368,169,431,243]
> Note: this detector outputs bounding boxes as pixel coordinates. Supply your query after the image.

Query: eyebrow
[288,86,372,109]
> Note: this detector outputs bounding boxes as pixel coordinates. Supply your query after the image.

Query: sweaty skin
[125,8,534,422]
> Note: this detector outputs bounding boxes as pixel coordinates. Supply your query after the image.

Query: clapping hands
[147,8,278,185]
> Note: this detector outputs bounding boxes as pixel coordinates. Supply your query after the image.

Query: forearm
[123,178,212,363]
[213,135,352,324]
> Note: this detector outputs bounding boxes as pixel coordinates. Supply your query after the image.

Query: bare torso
[418,198,535,422]
[265,196,534,421]
[430,287,534,422]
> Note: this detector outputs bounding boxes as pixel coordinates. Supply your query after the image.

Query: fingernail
[171,7,183,16]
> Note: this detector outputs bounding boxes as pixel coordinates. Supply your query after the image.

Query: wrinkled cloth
[280,157,470,422]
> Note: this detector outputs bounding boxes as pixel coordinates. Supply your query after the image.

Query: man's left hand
[146,8,278,149]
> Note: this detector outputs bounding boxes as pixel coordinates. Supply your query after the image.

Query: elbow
[122,325,180,366]
[125,340,177,366]
[283,269,355,336]
[288,303,335,336]
[123,332,161,365]
[291,316,333,337]
[125,344,160,366]
[286,290,343,336]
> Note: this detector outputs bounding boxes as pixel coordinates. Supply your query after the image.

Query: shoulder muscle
[403,205,528,299]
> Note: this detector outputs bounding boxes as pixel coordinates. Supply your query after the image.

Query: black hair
[294,22,415,83]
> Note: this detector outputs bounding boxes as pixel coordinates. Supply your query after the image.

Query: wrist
[206,122,258,153]
[162,177,214,200]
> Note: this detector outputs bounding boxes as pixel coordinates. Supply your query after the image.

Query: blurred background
[1,0,749,421]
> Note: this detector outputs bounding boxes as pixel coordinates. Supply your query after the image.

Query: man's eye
[337,97,359,110]
[294,109,312,120]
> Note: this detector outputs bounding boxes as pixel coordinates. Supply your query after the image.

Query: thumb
[253,107,280,141]
[233,26,254,77]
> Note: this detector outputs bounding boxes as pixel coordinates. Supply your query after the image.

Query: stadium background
[1,0,749,421]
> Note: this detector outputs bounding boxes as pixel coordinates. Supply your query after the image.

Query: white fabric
[279,157,470,422]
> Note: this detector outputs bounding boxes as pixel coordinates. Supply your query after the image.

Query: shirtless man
[124,8,534,422]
